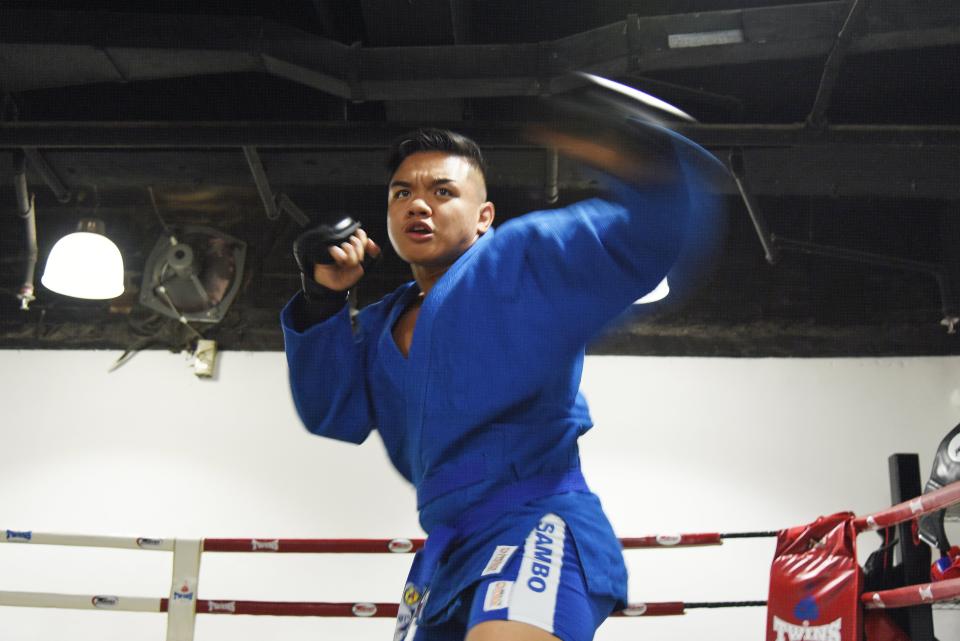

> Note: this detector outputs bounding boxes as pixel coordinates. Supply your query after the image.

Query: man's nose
[407,197,431,216]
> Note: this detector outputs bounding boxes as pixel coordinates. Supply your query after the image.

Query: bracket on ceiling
[241,146,310,227]
[729,148,960,334]
[805,0,869,130]
[20,147,72,203]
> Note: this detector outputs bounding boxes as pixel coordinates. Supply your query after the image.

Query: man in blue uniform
[282,116,717,640]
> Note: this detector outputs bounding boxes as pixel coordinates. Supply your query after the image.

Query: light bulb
[41,220,124,299]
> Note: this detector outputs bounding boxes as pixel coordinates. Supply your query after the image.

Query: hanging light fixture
[41,219,125,299]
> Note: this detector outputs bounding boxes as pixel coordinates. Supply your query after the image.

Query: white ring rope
[2,480,958,639]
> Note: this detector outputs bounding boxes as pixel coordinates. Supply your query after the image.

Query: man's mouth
[404,221,434,240]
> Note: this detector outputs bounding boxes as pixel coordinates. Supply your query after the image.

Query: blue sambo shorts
[413,513,618,641]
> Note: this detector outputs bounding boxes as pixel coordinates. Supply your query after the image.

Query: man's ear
[477,201,495,234]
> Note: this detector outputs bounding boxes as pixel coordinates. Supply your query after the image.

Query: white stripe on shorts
[507,513,566,633]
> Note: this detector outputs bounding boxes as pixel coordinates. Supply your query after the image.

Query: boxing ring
[1,471,958,641]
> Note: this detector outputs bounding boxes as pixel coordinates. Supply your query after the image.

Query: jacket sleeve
[280,293,379,444]
[489,148,720,359]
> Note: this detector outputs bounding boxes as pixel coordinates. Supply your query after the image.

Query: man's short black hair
[387,128,487,182]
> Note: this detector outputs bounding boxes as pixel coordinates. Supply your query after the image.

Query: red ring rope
[150,576,960,619]
[198,479,960,555]
[155,599,740,618]
[201,533,730,554]
[862,577,960,610]
[5,481,960,629]
[854,480,960,532]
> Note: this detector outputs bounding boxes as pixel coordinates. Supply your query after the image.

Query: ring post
[888,454,935,641]
[166,539,202,641]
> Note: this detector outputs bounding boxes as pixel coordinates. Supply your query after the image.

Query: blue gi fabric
[398,468,591,636]
[281,151,716,626]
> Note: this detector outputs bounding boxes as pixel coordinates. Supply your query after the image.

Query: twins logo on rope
[136,537,163,548]
[251,539,280,551]
[206,601,237,613]
[92,595,119,609]
[389,538,414,553]
[4,530,31,542]
[352,602,378,617]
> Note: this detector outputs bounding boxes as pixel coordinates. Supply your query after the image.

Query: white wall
[0,349,957,640]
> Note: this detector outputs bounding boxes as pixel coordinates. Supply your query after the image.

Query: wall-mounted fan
[139,226,246,324]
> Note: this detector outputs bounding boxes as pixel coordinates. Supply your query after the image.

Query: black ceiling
[1,0,959,357]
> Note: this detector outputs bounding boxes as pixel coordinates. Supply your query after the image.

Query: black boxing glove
[293,217,380,289]
[290,217,366,330]
[918,422,960,554]
[293,217,363,272]
[292,215,379,299]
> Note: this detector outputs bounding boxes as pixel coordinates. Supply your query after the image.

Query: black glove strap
[290,274,350,331]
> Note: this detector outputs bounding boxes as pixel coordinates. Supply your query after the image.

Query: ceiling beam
[1,3,957,98]
[1,142,957,199]
[2,121,959,149]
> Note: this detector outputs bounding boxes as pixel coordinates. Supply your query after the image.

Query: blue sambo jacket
[281,156,716,624]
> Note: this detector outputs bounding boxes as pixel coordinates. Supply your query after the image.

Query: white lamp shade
[634,276,670,305]
[41,231,125,299]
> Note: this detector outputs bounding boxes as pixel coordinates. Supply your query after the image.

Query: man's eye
[393,190,409,199]
[436,188,451,196]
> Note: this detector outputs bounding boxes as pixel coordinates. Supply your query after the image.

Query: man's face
[387,151,494,268]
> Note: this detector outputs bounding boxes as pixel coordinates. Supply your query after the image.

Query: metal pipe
[773,236,941,277]
[806,0,868,129]
[449,0,475,45]
[544,148,559,204]
[773,236,960,333]
[242,145,280,220]
[275,193,311,227]
[934,273,959,334]
[728,149,779,264]
[20,147,71,203]
[13,151,38,310]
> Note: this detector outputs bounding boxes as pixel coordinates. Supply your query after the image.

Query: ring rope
[0,520,932,555]
[0,590,764,618]
[862,577,960,610]
[3,532,743,554]
[0,590,161,612]
[0,530,173,551]
[1,480,958,638]
[853,479,960,532]
[4,582,959,620]
[14,474,960,557]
